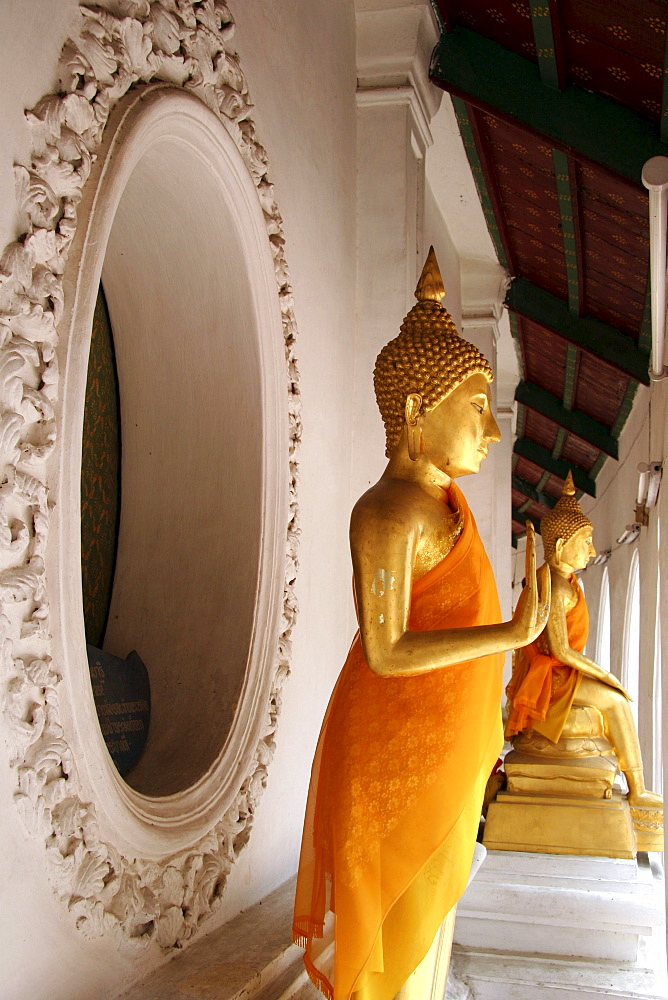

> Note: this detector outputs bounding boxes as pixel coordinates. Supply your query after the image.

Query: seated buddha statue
[293,248,550,1000]
[504,472,662,851]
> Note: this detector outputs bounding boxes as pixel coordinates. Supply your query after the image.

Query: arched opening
[81,285,151,779]
[653,519,663,794]
[596,566,611,674]
[653,576,663,795]
[97,130,265,797]
[623,551,641,726]
[81,285,121,651]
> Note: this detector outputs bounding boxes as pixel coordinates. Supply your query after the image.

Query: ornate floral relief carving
[0,0,301,951]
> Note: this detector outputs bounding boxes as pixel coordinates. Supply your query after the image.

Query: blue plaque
[87,645,150,777]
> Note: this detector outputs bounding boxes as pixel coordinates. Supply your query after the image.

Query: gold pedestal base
[483,789,637,859]
[630,805,664,852]
[504,750,618,800]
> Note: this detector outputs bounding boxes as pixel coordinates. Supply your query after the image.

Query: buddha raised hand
[293,248,550,1000]
[506,472,662,811]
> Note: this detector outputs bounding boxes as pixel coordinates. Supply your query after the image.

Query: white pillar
[460,260,516,623]
[353,0,442,501]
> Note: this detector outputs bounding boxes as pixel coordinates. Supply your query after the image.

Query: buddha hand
[510,523,551,648]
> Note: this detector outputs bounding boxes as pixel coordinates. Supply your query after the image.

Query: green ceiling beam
[506,278,650,385]
[529,0,560,90]
[430,27,668,182]
[513,437,597,497]
[514,381,619,459]
[512,506,542,534]
[512,473,557,510]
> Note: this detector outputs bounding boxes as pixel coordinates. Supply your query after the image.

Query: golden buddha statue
[485,473,663,857]
[292,248,550,1000]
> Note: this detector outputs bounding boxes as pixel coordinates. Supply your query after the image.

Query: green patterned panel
[452,96,509,270]
[529,1,560,90]
[516,401,526,439]
[611,379,639,438]
[589,453,607,481]
[81,286,121,648]
[428,0,445,31]
[563,343,578,411]
[551,426,568,460]
[509,313,526,379]
[552,150,580,316]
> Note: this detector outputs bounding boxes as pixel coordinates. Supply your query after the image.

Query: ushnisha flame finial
[373,247,494,456]
[415,246,446,303]
[562,469,576,497]
[540,469,592,558]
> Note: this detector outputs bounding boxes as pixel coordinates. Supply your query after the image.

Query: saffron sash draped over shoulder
[505,575,588,744]
[292,484,504,1000]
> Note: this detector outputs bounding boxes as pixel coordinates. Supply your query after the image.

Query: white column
[460,260,517,624]
[353,2,517,634]
[353,0,442,501]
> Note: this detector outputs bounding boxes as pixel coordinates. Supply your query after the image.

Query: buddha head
[540,471,595,570]
[373,248,498,473]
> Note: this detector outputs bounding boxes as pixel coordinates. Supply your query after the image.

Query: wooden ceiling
[429,0,666,544]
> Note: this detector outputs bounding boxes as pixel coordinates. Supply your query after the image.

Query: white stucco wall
[0,3,517,998]
[217,0,359,913]
[0,2,359,997]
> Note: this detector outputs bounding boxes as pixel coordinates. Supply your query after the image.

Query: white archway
[623,550,641,726]
[596,566,611,675]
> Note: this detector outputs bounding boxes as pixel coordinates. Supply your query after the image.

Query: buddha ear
[554,537,565,564]
[405,392,423,426]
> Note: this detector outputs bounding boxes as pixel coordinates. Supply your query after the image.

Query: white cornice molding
[460,257,511,328]
[356,83,433,154]
[355,0,441,146]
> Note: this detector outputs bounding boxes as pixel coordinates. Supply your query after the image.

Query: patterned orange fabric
[292,484,504,1000]
[505,575,588,744]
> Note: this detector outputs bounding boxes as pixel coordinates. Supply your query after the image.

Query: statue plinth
[503,750,618,800]
[484,788,637,859]
[484,706,664,856]
[505,704,617,800]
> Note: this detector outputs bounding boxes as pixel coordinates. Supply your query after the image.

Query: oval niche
[56,87,290,856]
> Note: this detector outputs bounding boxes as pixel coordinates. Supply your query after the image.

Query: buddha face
[419,373,500,477]
[556,525,596,572]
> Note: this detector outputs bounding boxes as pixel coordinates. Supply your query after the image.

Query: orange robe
[292,483,504,1000]
[505,574,588,744]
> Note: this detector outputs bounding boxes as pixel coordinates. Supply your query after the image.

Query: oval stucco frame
[0,2,300,951]
[56,84,289,856]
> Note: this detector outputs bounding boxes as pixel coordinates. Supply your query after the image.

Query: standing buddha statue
[292,248,550,1000]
